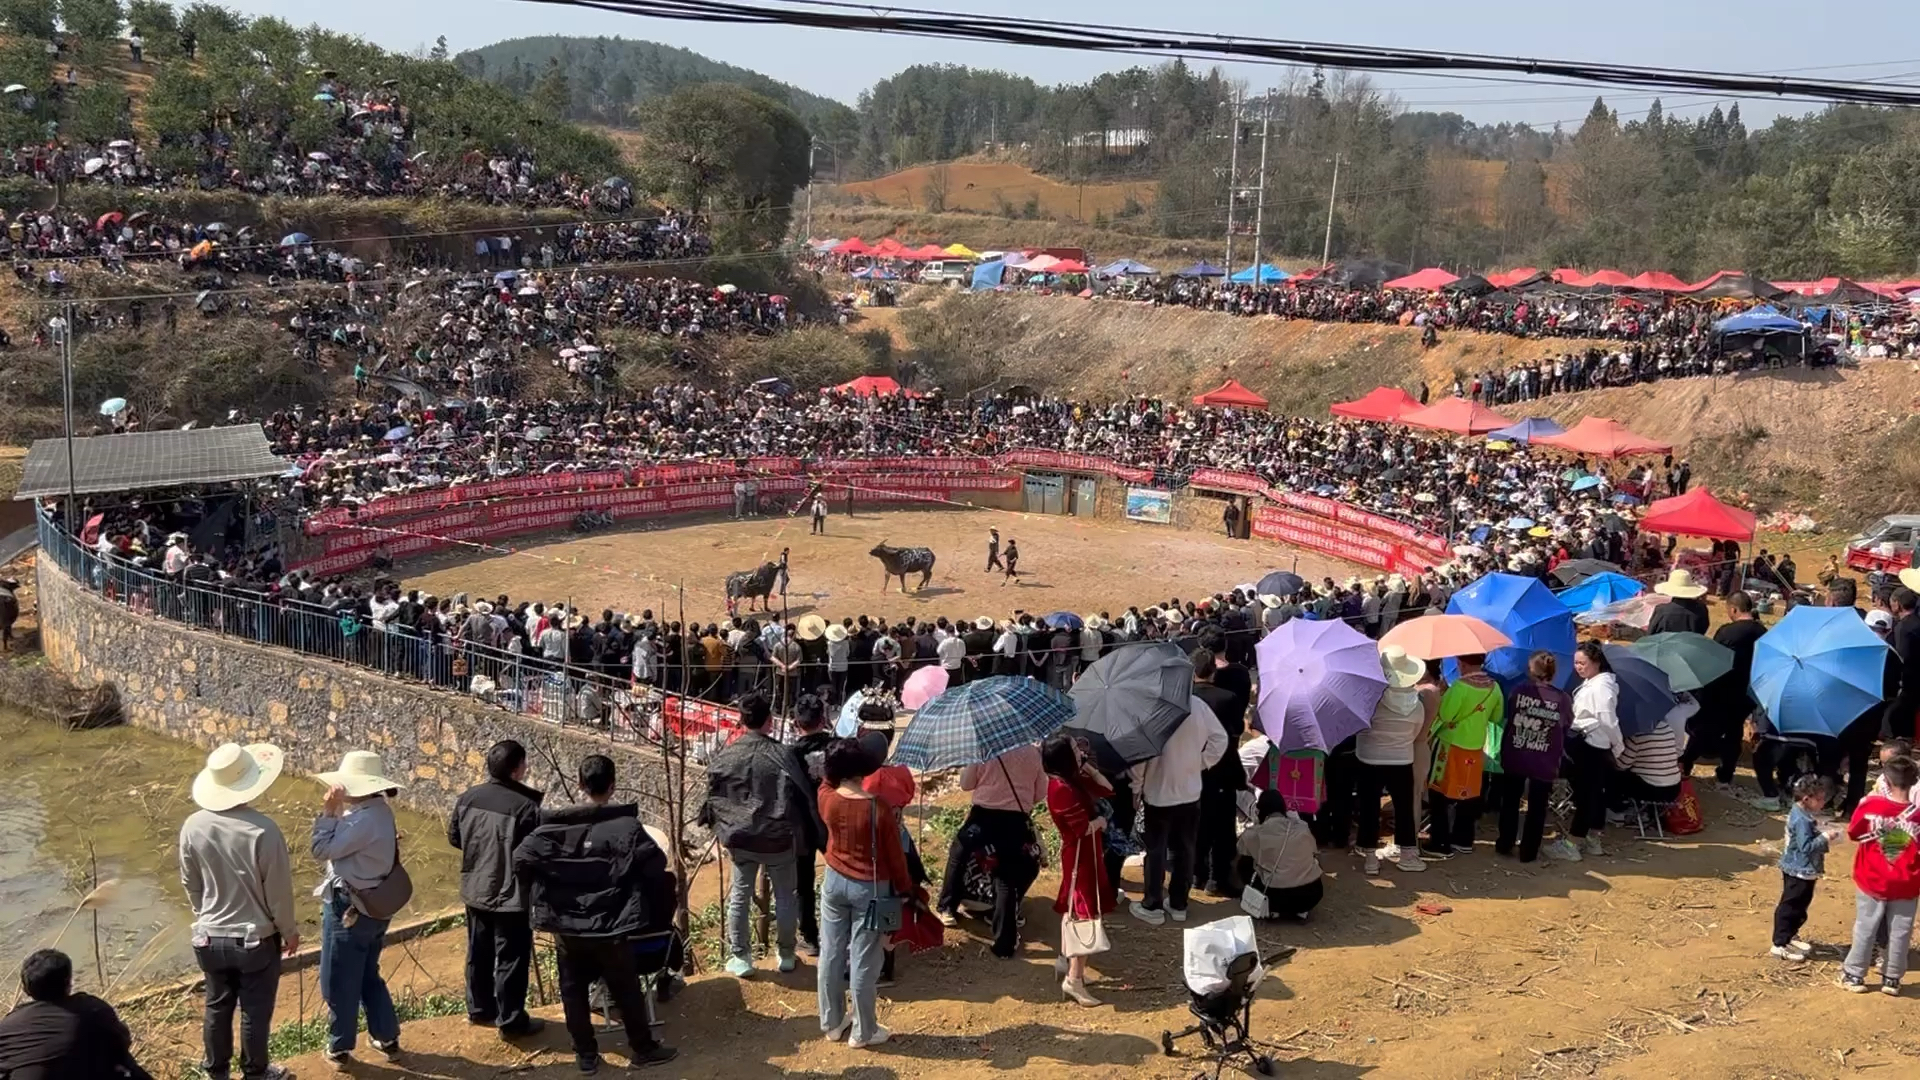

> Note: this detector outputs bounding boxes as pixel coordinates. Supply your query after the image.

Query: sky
[211,0,1920,129]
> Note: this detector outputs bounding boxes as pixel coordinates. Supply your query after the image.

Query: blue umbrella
[494,269,520,283]
[1486,417,1566,445]
[1587,643,1678,737]
[1503,516,1535,530]
[1556,571,1644,613]
[279,232,311,247]
[891,676,1075,770]
[1751,606,1891,736]
[1044,611,1083,631]
[313,91,335,102]
[1570,475,1603,492]
[1468,525,1491,544]
[835,689,867,737]
[1444,572,1576,688]
[1257,570,1305,598]
[1611,492,1642,506]
[383,425,411,441]
[98,396,127,416]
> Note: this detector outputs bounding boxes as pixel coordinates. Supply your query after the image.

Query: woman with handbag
[816,739,920,1050]
[1423,653,1503,860]
[1041,733,1113,1007]
[309,751,411,1071]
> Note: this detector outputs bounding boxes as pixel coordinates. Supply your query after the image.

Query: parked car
[1845,513,1920,572]
[923,259,973,286]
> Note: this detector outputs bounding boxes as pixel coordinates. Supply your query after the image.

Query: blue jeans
[727,846,797,961]
[319,890,399,1055]
[816,868,888,1043]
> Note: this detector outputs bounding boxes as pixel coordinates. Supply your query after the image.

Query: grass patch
[250,992,467,1064]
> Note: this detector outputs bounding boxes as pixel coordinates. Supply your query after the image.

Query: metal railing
[35,514,772,755]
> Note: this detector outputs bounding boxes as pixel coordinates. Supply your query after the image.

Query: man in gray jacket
[448,740,546,1039]
[178,743,299,1080]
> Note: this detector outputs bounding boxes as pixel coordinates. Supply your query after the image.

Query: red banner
[1186,467,1272,497]
[1252,507,1438,575]
[995,448,1156,484]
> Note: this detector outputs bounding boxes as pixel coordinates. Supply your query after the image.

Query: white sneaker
[1790,939,1814,954]
[1396,852,1427,873]
[824,1018,853,1042]
[1129,901,1166,926]
[1169,906,1189,923]
[1770,945,1807,964]
[1363,852,1382,876]
[1543,838,1583,862]
[1378,842,1402,861]
[849,1026,891,1049]
[1583,836,1607,857]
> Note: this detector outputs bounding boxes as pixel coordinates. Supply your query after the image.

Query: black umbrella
[1257,570,1305,598]
[1550,558,1623,586]
[1065,643,1194,773]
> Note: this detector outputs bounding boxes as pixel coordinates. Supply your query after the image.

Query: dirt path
[114,783,1903,1080]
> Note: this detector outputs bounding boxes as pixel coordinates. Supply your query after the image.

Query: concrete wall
[33,557,675,821]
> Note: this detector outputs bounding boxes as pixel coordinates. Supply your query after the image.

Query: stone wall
[33,557,678,821]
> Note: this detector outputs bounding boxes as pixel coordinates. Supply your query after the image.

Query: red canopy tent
[1047,259,1089,274]
[899,243,947,261]
[1382,267,1459,291]
[1399,396,1514,435]
[1625,270,1691,292]
[1486,267,1541,288]
[833,375,908,397]
[871,238,908,256]
[1534,417,1672,459]
[1582,269,1633,288]
[1637,487,1756,542]
[1330,386,1423,422]
[1193,379,1268,409]
[1550,268,1591,286]
[832,237,871,255]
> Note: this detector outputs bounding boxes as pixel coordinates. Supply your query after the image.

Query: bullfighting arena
[397,506,1358,625]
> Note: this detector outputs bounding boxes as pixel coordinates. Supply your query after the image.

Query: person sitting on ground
[0,949,152,1079]
[1235,790,1324,922]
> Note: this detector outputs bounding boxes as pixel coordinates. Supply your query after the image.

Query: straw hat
[796,614,828,641]
[192,742,284,812]
[474,601,494,615]
[1652,568,1708,599]
[1379,645,1423,689]
[974,616,995,631]
[1258,595,1283,609]
[825,623,848,643]
[1898,568,1920,593]
[314,750,406,797]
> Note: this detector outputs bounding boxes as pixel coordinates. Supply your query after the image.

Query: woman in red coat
[1042,732,1114,1007]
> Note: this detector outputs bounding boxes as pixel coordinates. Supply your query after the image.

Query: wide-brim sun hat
[1379,645,1424,689]
[1898,567,1920,594]
[974,616,994,631]
[192,742,285,812]
[825,623,848,642]
[1653,569,1708,599]
[314,750,406,797]
[796,614,828,641]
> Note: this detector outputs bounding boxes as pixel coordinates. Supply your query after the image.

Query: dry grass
[833,161,1155,221]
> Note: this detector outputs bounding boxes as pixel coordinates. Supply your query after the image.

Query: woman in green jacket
[1423,654,1504,859]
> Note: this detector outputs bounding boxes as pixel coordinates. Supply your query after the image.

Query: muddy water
[0,710,462,993]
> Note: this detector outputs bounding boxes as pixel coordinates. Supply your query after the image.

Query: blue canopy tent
[1229,264,1289,284]
[1172,261,1225,279]
[1485,417,1566,445]
[1096,259,1159,278]
[970,260,1006,290]
[1713,308,1804,336]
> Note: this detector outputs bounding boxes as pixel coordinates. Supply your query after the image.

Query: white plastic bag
[1182,914,1261,996]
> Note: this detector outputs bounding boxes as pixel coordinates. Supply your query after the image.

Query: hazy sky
[212,0,1920,128]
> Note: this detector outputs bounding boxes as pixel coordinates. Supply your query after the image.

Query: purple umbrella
[1255,618,1389,752]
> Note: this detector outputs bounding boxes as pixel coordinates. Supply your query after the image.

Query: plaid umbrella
[890,676,1076,771]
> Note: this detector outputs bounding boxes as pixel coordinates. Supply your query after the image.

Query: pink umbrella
[902,666,950,710]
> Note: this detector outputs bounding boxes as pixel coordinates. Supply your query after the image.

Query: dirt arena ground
[398,507,1358,628]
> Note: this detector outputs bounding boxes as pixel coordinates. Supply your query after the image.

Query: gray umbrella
[1065,642,1194,773]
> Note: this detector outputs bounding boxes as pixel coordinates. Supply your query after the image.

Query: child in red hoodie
[1842,757,1920,995]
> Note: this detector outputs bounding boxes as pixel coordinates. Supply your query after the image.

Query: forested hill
[455,36,857,140]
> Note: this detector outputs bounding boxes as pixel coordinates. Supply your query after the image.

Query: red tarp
[1550,268,1589,285]
[1193,378,1269,409]
[1383,267,1460,291]
[1486,267,1541,288]
[832,237,871,255]
[1399,396,1515,435]
[1330,386,1423,422]
[833,375,906,397]
[1684,269,1743,292]
[1048,259,1090,274]
[1582,269,1633,287]
[1638,487,1757,542]
[871,238,908,256]
[898,244,947,261]
[1534,417,1672,459]
[1626,270,1693,292]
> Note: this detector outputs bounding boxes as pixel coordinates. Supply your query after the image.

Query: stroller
[1160,915,1277,1079]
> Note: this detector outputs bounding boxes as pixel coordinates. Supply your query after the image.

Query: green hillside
[455,35,856,143]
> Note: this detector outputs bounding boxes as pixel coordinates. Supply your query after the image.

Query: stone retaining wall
[33,556,677,821]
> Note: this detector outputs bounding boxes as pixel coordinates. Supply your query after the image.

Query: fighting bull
[725,561,780,614]
[870,542,936,593]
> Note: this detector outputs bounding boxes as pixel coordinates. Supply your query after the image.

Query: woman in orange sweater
[816,739,920,1050]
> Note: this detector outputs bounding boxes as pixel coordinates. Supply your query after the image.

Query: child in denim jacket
[1772,775,1840,961]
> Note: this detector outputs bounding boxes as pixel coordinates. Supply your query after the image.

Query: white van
[922,259,973,286]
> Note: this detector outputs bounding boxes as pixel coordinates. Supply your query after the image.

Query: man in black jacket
[1885,579,1920,743]
[0,949,151,1080]
[513,756,677,1073]
[448,740,545,1040]
[786,695,834,957]
[1646,569,1710,635]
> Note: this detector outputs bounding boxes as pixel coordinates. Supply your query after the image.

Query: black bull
[869,543,935,592]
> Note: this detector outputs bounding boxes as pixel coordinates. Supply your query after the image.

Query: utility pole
[1222,89,1242,274]
[1249,90,1274,285]
[804,139,817,242]
[60,299,75,528]
[1321,153,1342,268]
